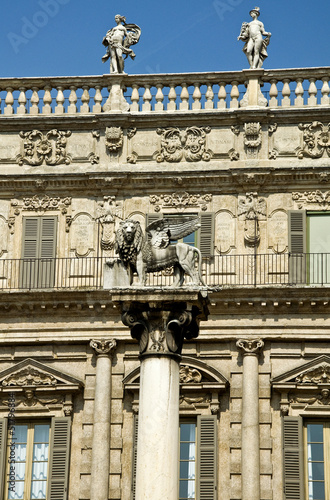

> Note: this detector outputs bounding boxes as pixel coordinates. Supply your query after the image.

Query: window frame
[304,419,330,500]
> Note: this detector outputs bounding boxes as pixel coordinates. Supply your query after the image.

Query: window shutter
[198,213,214,257]
[131,415,138,500]
[288,211,306,284]
[283,416,304,500]
[22,217,39,259]
[40,217,57,259]
[48,417,71,500]
[0,418,7,500]
[197,415,217,500]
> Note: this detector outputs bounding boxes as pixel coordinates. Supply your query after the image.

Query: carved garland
[292,190,330,210]
[105,127,123,152]
[150,192,212,212]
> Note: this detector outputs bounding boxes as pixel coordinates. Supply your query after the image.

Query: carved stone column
[89,338,117,500]
[122,302,202,500]
[236,339,264,500]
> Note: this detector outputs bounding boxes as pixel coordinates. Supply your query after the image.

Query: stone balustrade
[0,67,329,115]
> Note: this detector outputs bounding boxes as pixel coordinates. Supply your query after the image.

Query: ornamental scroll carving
[292,191,330,210]
[236,338,264,355]
[155,126,213,163]
[105,127,123,152]
[244,122,262,159]
[297,122,330,159]
[17,129,72,166]
[21,195,72,213]
[179,366,202,383]
[150,192,212,212]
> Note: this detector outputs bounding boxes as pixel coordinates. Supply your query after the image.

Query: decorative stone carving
[70,213,95,257]
[105,127,123,152]
[215,210,236,255]
[238,7,271,69]
[90,338,117,356]
[17,129,71,166]
[127,127,137,139]
[179,365,202,383]
[290,389,330,407]
[236,338,264,355]
[127,152,138,164]
[122,307,200,357]
[13,195,72,215]
[295,363,330,384]
[244,122,262,158]
[97,196,122,251]
[229,148,240,161]
[155,127,213,163]
[2,367,57,387]
[150,192,212,212]
[101,15,141,74]
[238,192,266,248]
[268,209,288,254]
[114,218,205,286]
[297,122,330,159]
[292,190,330,210]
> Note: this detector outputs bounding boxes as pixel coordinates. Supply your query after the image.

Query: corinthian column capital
[236,338,264,356]
[90,338,117,356]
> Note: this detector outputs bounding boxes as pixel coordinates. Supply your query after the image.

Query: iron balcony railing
[0,253,330,291]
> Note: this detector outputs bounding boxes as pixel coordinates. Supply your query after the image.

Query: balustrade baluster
[130,84,140,112]
[230,81,239,108]
[68,86,77,114]
[30,87,40,115]
[4,88,14,115]
[155,84,164,111]
[218,82,227,109]
[180,83,189,110]
[281,79,291,107]
[294,78,304,107]
[167,85,177,111]
[269,79,278,107]
[192,83,201,110]
[55,86,65,114]
[321,77,330,106]
[308,78,318,106]
[205,84,214,110]
[142,85,152,112]
[17,88,27,115]
[93,85,103,113]
[81,86,90,113]
[42,86,52,114]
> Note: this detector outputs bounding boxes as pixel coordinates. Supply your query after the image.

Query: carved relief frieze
[17,129,72,166]
[297,122,330,159]
[2,366,57,387]
[150,192,212,212]
[154,126,213,163]
[244,122,262,159]
[295,363,330,384]
[105,127,123,152]
[292,190,330,210]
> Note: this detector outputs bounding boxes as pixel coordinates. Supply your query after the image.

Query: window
[0,417,71,500]
[21,217,57,288]
[131,415,217,500]
[288,211,330,284]
[304,422,330,500]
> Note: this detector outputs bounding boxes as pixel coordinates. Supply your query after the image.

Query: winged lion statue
[114,217,206,287]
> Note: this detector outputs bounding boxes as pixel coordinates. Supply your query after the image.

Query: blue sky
[0,0,329,78]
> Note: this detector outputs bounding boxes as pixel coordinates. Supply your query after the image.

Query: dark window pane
[180,423,196,442]
[307,424,324,443]
[307,443,324,462]
[310,462,325,481]
[180,442,196,461]
[309,480,325,500]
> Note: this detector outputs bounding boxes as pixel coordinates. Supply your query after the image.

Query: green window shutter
[283,416,304,500]
[198,213,214,257]
[0,418,8,500]
[197,415,217,500]
[288,211,306,284]
[21,217,57,288]
[131,415,138,500]
[47,417,71,500]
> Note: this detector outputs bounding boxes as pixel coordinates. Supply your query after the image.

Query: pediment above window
[272,356,330,415]
[0,358,83,415]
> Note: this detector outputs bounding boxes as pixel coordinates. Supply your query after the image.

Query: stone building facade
[0,67,330,500]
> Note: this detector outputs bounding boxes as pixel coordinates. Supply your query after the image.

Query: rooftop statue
[102,15,141,74]
[238,7,271,69]
[114,217,205,287]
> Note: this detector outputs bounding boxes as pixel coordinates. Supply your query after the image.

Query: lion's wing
[146,217,200,248]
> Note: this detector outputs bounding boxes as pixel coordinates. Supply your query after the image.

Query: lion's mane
[114,220,144,268]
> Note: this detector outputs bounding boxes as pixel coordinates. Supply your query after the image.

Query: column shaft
[90,353,112,500]
[241,354,260,500]
[136,356,180,500]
